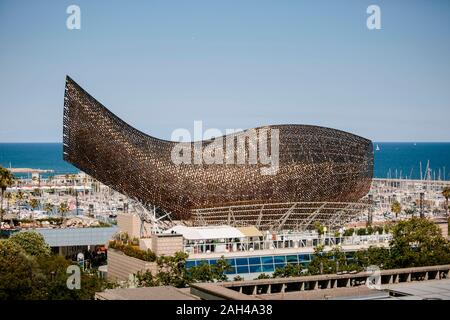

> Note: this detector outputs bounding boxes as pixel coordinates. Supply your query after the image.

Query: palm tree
[59,202,69,219]
[404,207,416,216]
[391,201,402,219]
[28,198,39,221]
[16,189,24,205]
[0,166,15,228]
[44,202,54,215]
[33,188,41,197]
[442,186,450,217]
[4,192,12,214]
[29,198,39,210]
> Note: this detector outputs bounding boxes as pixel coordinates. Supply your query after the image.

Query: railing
[191,264,450,300]
[184,233,392,255]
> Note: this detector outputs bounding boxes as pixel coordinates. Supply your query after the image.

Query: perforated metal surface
[63,76,373,226]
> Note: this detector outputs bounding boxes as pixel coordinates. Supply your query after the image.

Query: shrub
[343,228,354,237]
[356,228,367,236]
[254,273,271,280]
[108,240,156,262]
[373,225,384,234]
[273,263,303,278]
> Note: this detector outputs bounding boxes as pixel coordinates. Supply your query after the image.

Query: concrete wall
[139,238,152,251]
[107,249,157,282]
[116,214,141,239]
[151,234,184,256]
[116,213,156,238]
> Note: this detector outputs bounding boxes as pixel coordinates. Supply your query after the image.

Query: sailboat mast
[420,161,423,180]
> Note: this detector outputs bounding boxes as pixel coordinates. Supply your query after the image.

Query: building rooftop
[95,286,199,300]
[35,226,117,247]
[381,279,450,300]
[165,225,245,240]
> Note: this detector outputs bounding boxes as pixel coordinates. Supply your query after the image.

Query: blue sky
[1,0,450,142]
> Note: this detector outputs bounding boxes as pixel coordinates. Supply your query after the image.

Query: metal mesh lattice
[63,76,373,226]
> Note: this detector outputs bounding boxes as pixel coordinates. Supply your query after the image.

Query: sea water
[1,142,450,180]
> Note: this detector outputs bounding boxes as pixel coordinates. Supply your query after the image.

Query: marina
[1,172,449,231]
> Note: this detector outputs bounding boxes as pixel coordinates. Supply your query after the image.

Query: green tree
[330,246,352,273]
[442,186,450,216]
[27,198,40,220]
[0,234,111,300]
[0,166,15,228]
[389,217,450,268]
[211,257,232,282]
[254,273,271,280]
[391,201,402,219]
[353,246,390,270]
[307,245,334,275]
[189,262,215,282]
[306,245,358,275]
[156,251,191,288]
[16,189,24,205]
[404,208,416,216]
[0,239,46,300]
[58,202,69,219]
[33,188,41,197]
[356,228,368,236]
[135,269,158,287]
[44,203,54,214]
[135,255,231,287]
[314,222,325,236]
[273,263,303,278]
[3,192,12,214]
[36,254,111,300]
[343,228,354,237]
[9,231,51,257]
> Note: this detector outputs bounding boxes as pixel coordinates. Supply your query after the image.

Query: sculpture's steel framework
[63,76,373,230]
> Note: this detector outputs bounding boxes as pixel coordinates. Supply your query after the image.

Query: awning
[165,225,245,240]
[166,226,201,240]
[237,226,263,238]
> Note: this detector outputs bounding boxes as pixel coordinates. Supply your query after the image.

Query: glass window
[236,258,249,266]
[225,266,236,274]
[225,259,236,267]
[273,256,286,264]
[262,264,275,272]
[197,260,209,266]
[208,259,217,265]
[286,255,298,264]
[298,254,310,262]
[248,257,261,265]
[236,265,250,274]
[249,264,262,273]
[261,256,274,264]
[274,262,286,269]
[186,260,196,268]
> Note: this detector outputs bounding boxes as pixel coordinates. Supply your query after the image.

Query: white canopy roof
[165,225,245,240]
